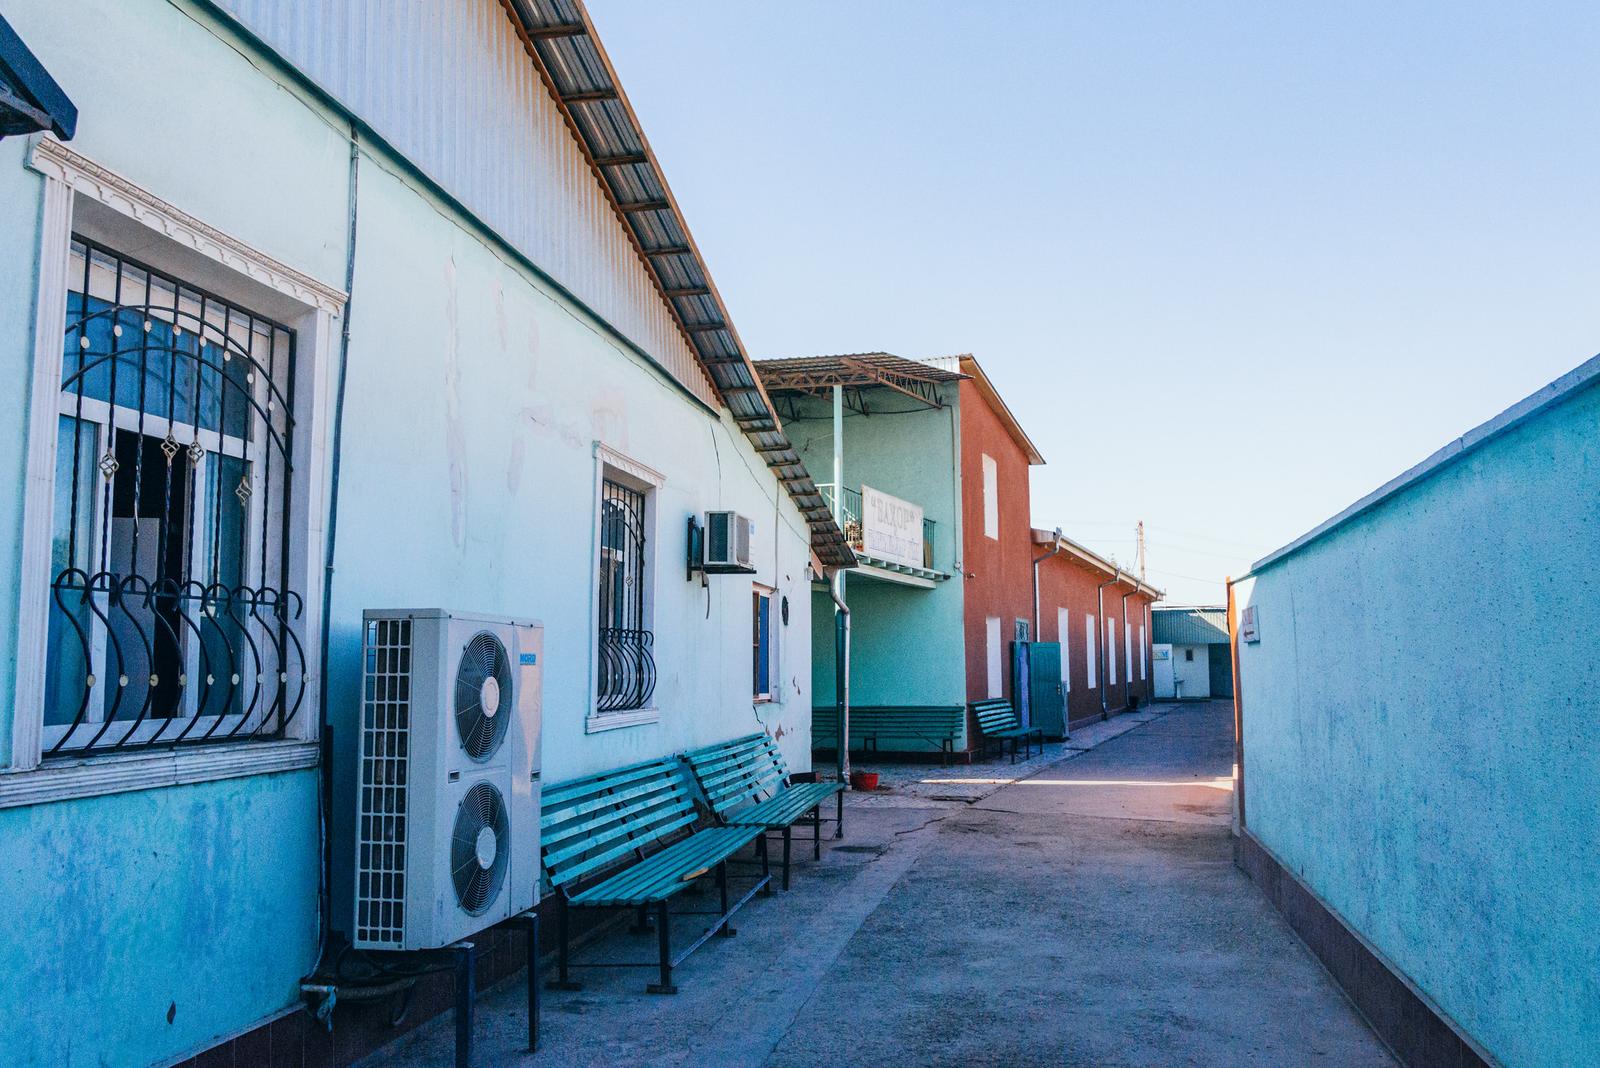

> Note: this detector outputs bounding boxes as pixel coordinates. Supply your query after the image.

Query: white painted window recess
[981,453,998,540]
[1106,618,1118,688]
[1057,607,1071,691]
[1084,614,1097,689]
[985,616,1003,699]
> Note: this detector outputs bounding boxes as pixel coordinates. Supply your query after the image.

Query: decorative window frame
[585,442,663,734]
[1,136,344,808]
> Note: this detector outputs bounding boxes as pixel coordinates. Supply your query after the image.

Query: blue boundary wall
[1233,355,1600,1068]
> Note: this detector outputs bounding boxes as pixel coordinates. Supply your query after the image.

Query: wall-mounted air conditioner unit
[352,609,543,952]
[703,510,756,574]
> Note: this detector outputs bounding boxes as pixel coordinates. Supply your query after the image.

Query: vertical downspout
[830,572,850,787]
[1096,569,1120,719]
[832,386,848,785]
[1031,528,1062,635]
[1120,586,1135,709]
[312,127,360,969]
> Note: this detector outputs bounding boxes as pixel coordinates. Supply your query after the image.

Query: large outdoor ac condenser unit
[352,609,543,951]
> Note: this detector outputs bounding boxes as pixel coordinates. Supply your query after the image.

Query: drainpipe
[830,385,849,789]
[1120,585,1135,710]
[1095,569,1121,719]
[1031,527,1063,636]
[830,570,850,790]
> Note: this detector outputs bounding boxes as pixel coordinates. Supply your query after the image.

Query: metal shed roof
[1152,607,1230,646]
[502,0,854,568]
[0,14,76,140]
[754,352,967,411]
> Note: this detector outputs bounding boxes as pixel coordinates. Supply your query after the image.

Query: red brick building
[1032,530,1161,727]
[930,355,1160,736]
[940,356,1044,708]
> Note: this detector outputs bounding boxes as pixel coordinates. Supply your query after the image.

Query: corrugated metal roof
[755,352,968,390]
[215,0,854,567]
[506,0,854,567]
[1152,608,1230,646]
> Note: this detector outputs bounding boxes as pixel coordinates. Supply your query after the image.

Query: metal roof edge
[1030,527,1163,599]
[0,13,78,139]
[1245,352,1600,580]
[506,0,854,567]
[956,354,1045,465]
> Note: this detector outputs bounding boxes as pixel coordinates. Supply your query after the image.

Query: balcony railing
[818,484,936,570]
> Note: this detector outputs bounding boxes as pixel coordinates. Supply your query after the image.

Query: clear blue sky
[587,1,1599,604]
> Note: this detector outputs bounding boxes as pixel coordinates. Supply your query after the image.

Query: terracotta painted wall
[1036,552,1157,723]
[957,381,1035,707]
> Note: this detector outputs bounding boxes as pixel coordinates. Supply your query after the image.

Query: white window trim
[1057,606,1070,692]
[585,442,664,733]
[1126,621,1134,684]
[7,137,344,799]
[1107,618,1118,688]
[984,615,1003,700]
[1139,624,1147,681]
[1085,613,1097,689]
[981,453,999,541]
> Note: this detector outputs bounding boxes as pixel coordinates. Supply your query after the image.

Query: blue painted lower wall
[0,770,319,1066]
[1234,373,1600,1068]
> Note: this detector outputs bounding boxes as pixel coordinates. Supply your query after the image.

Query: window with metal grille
[595,476,654,712]
[40,238,304,756]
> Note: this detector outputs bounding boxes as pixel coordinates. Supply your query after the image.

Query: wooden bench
[971,698,1044,763]
[540,755,769,994]
[812,705,966,764]
[684,733,847,891]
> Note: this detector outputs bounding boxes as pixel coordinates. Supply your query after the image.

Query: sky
[586,1,1600,604]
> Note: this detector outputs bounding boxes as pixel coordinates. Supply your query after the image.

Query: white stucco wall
[1170,644,1210,699]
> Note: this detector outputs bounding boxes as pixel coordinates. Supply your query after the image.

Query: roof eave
[502,0,853,567]
[955,354,1044,465]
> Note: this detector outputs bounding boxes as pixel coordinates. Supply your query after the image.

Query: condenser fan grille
[454,631,512,761]
[451,782,509,916]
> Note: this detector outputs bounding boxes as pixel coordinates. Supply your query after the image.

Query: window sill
[0,739,320,811]
[585,708,660,734]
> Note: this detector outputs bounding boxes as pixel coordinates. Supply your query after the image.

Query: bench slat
[569,825,763,906]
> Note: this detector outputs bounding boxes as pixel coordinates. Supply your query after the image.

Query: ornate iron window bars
[42,238,305,757]
[595,478,655,712]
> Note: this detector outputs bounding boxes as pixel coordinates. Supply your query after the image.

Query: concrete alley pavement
[376,702,1392,1067]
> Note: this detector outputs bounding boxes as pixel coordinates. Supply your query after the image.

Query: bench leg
[758,832,773,895]
[630,902,653,934]
[545,894,581,991]
[716,860,736,937]
[813,804,822,860]
[453,940,475,1068]
[782,826,793,891]
[647,900,677,995]
[835,787,845,840]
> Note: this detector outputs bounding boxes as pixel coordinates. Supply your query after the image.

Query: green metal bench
[812,705,966,764]
[540,755,769,994]
[971,698,1044,764]
[684,733,847,891]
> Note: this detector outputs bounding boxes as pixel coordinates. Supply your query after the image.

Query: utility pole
[1136,520,1146,583]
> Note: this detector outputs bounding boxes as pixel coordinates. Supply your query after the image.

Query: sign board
[1154,646,1171,661]
[860,484,924,569]
[1239,605,1259,643]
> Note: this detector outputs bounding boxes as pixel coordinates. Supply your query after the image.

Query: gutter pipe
[830,570,851,792]
[1031,527,1063,636]
[1095,569,1121,719]
[1120,585,1136,708]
